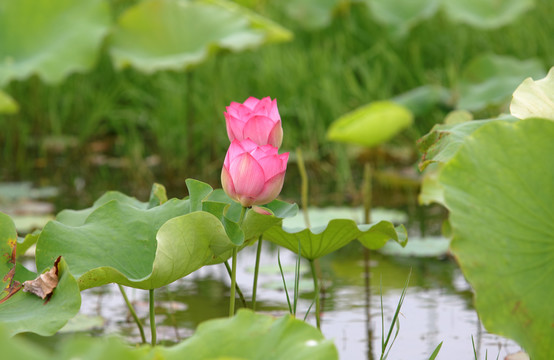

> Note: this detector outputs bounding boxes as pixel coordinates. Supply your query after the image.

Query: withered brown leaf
[22,256,61,300]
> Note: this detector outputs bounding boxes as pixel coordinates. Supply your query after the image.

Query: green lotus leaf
[35,198,196,290]
[161,309,338,359]
[0,324,49,359]
[510,66,554,120]
[0,0,111,85]
[392,85,451,117]
[441,118,554,359]
[1,213,18,301]
[364,0,440,38]
[148,183,168,207]
[457,54,545,111]
[56,190,152,226]
[109,0,292,73]
[417,115,518,171]
[263,219,407,260]
[442,0,534,29]
[327,101,413,147]
[0,310,337,359]
[280,0,341,30]
[0,89,18,114]
[0,257,81,336]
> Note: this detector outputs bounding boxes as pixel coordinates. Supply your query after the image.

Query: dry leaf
[23,256,61,300]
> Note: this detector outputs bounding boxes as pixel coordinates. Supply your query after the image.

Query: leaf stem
[251,235,263,310]
[118,284,146,344]
[309,258,321,330]
[224,260,247,308]
[149,289,157,346]
[229,206,247,317]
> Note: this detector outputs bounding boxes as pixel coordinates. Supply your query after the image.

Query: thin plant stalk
[363,162,374,359]
[277,249,293,314]
[117,284,146,344]
[149,289,157,346]
[309,258,321,330]
[293,240,302,316]
[380,269,411,360]
[224,260,247,308]
[296,147,311,229]
[229,206,247,317]
[251,235,263,311]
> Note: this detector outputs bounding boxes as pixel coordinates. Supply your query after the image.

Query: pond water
[72,242,521,360]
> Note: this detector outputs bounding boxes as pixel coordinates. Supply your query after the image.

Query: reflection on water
[79,241,522,359]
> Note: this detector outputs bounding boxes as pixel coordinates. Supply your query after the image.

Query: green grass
[1,0,553,208]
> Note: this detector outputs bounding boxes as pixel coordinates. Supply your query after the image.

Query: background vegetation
[1,0,553,210]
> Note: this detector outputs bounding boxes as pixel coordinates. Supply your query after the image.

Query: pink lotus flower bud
[221,139,289,207]
[224,96,283,148]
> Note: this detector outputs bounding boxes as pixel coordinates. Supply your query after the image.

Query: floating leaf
[109,0,292,73]
[441,119,554,359]
[442,0,534,29]
[0,256,81,336]
[327,101,413,147]
[457,54,545,111]
[264,220,407,260]
[0,89,18,114]
[510,67,554,120]
[0,0,111,85]
[161,309,338,359]
[379,236,450,257]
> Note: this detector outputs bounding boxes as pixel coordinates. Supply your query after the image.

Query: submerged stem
[149,289,156,346]
[252,235,263,311]
[309,259,321,330]
[117,284,146,344]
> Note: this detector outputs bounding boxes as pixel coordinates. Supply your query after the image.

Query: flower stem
[224,260,247,308]
[117,284,146,344]
[252,235,263,311]
[229,206,247,317]
[149,289,156,346]
[309,258,321,330]
[229,247,238,317]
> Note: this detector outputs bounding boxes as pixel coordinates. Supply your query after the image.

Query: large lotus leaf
[442,0,534,29]
[161,309,338,359]
[441,118,554,359]
[365,0,440,38]
[392,85,451,117]
[0,310,337,360]
[327,101,413,147]
[56,190,153,226]
[0,257,82,336]
[109,0,292,73]
[457,54,545,111]
[263,219,407,260]
[0,0,111,85]
[281,0,341,30]
[0,89,18,114]
[35,199,203,290]
[0,213,18,299]
[417,115,518,171]
[0,325,50,360]
[510,67,554,120]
